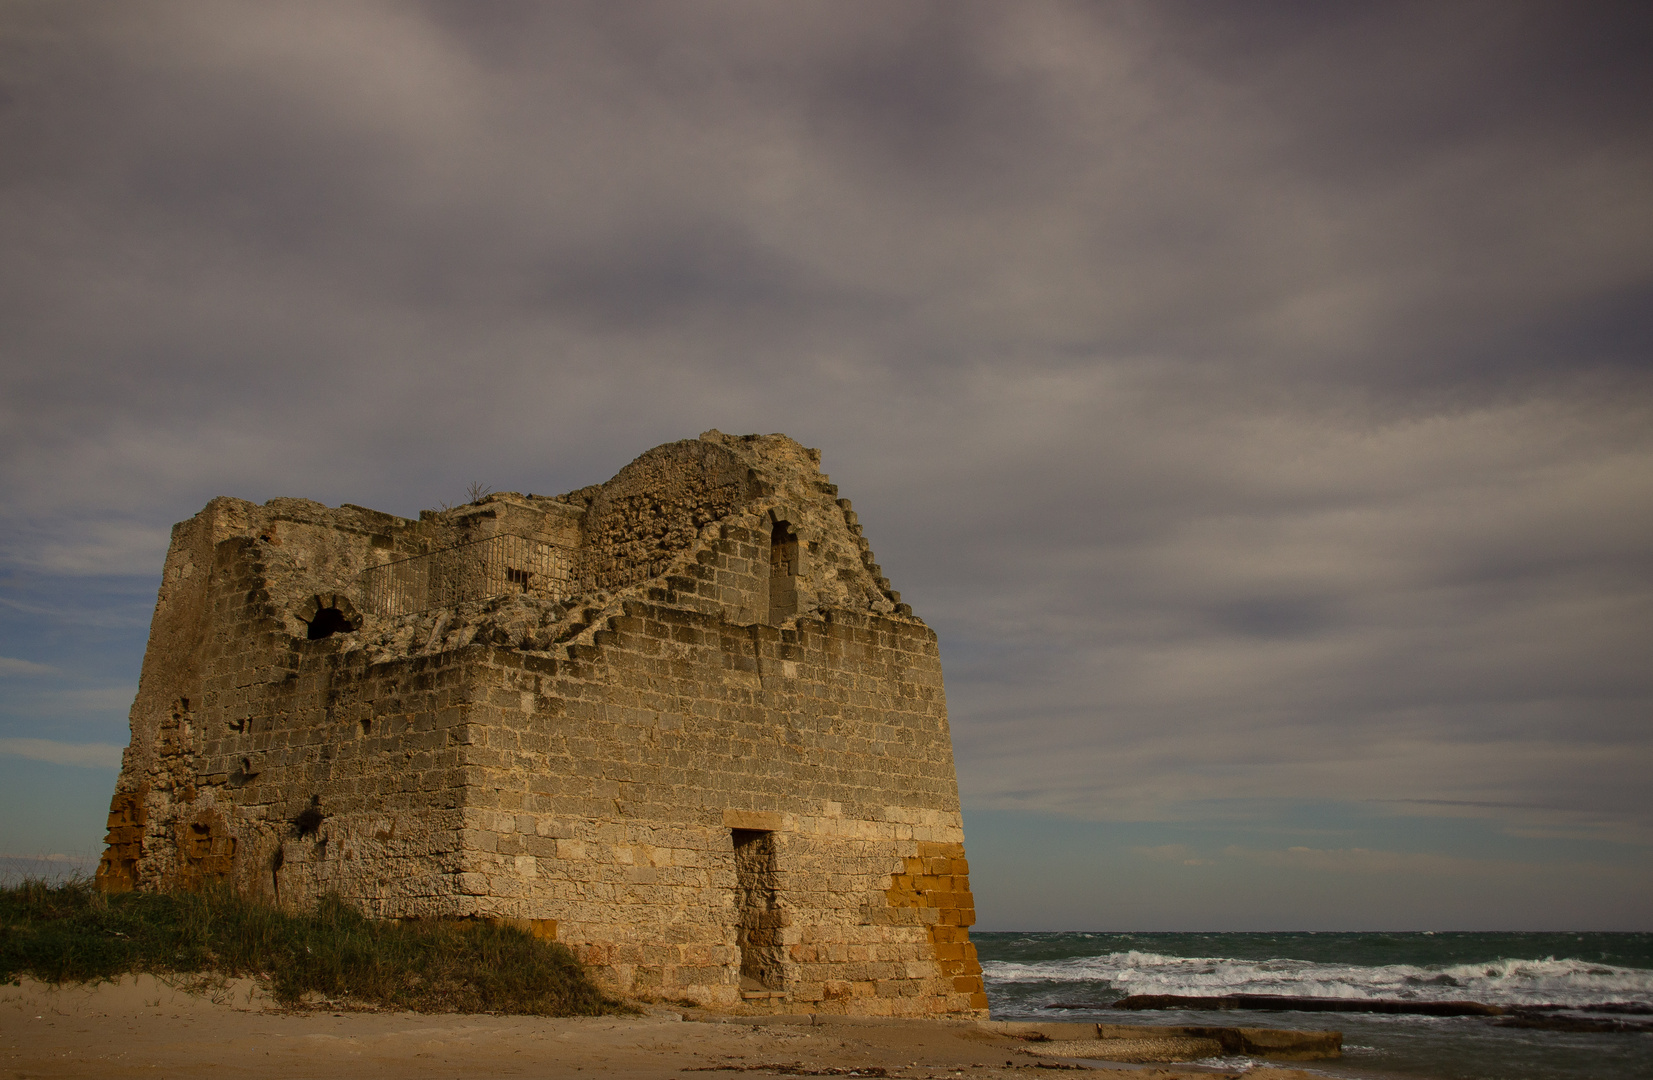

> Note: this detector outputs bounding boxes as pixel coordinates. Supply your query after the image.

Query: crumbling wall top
[153,432,911,670]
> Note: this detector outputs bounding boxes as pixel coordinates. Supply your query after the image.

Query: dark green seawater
[974,932,1653,1080]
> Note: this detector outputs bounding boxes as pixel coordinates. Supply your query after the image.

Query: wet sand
[2,976,1335,1080]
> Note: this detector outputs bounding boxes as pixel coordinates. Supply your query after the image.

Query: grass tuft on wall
[0,877,619,1015]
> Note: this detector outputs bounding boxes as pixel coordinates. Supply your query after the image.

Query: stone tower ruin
[97,432,987,1015]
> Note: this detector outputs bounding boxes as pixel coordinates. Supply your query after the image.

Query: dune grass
[0,876,621,1015]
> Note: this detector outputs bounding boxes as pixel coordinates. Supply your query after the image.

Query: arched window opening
[307,606,356,640]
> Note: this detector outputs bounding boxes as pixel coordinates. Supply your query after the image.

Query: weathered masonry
[98,432,987,1015]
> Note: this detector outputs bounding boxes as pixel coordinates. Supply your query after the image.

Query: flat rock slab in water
[981,1021,1341,1061]
[1493,1014,1653,1034]
[1021,1037,1225,1063]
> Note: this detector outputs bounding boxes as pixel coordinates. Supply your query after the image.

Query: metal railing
[358,534,573,618]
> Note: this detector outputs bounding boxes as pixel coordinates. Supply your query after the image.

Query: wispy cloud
[0,592,154,630]
[0,657,55,676]
[0,738,123,769]
[1222,844,1509,877]
[0,685,138,722]
[1132,844,1212,867]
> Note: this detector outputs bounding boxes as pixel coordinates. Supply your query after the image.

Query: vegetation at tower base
[1,877,616,1014]
[97,432,988,1015]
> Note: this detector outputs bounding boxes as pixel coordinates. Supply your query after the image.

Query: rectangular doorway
[732,828,785,990]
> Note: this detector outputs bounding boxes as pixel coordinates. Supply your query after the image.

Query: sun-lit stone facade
[98,431,986,1015]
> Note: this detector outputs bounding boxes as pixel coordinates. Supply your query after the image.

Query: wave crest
[979,950,1653,1007]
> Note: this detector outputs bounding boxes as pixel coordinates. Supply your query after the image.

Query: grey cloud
[1,0,1649,918]
[903,388,1651,837]
[7,1,1648,421]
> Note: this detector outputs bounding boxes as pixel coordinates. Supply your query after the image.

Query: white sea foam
[979,950,1653,1008]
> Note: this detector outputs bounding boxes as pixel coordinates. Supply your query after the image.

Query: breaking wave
[979,949,1653,1008]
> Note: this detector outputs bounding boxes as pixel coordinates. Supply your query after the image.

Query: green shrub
[0,877,618,1015]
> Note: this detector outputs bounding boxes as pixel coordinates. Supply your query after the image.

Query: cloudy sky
[2,1,1649,929]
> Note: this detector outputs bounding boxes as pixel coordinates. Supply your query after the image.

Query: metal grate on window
[358,534,572,618]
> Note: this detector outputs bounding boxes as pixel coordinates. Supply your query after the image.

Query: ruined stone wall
[419,494,584,553]
[577,438,752,595]
[193,641,479,915]
[98,503,219,890]
[100,431,986,1017]
[99,486,586,895]
[101,521,476,911]
[449,590,985,1014]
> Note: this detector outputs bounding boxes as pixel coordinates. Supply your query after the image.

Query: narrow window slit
[768,521,799,624]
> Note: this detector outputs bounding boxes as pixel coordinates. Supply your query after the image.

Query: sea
[974,932,1653,1080]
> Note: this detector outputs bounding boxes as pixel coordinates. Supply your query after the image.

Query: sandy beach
[2,977,1336,1080]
